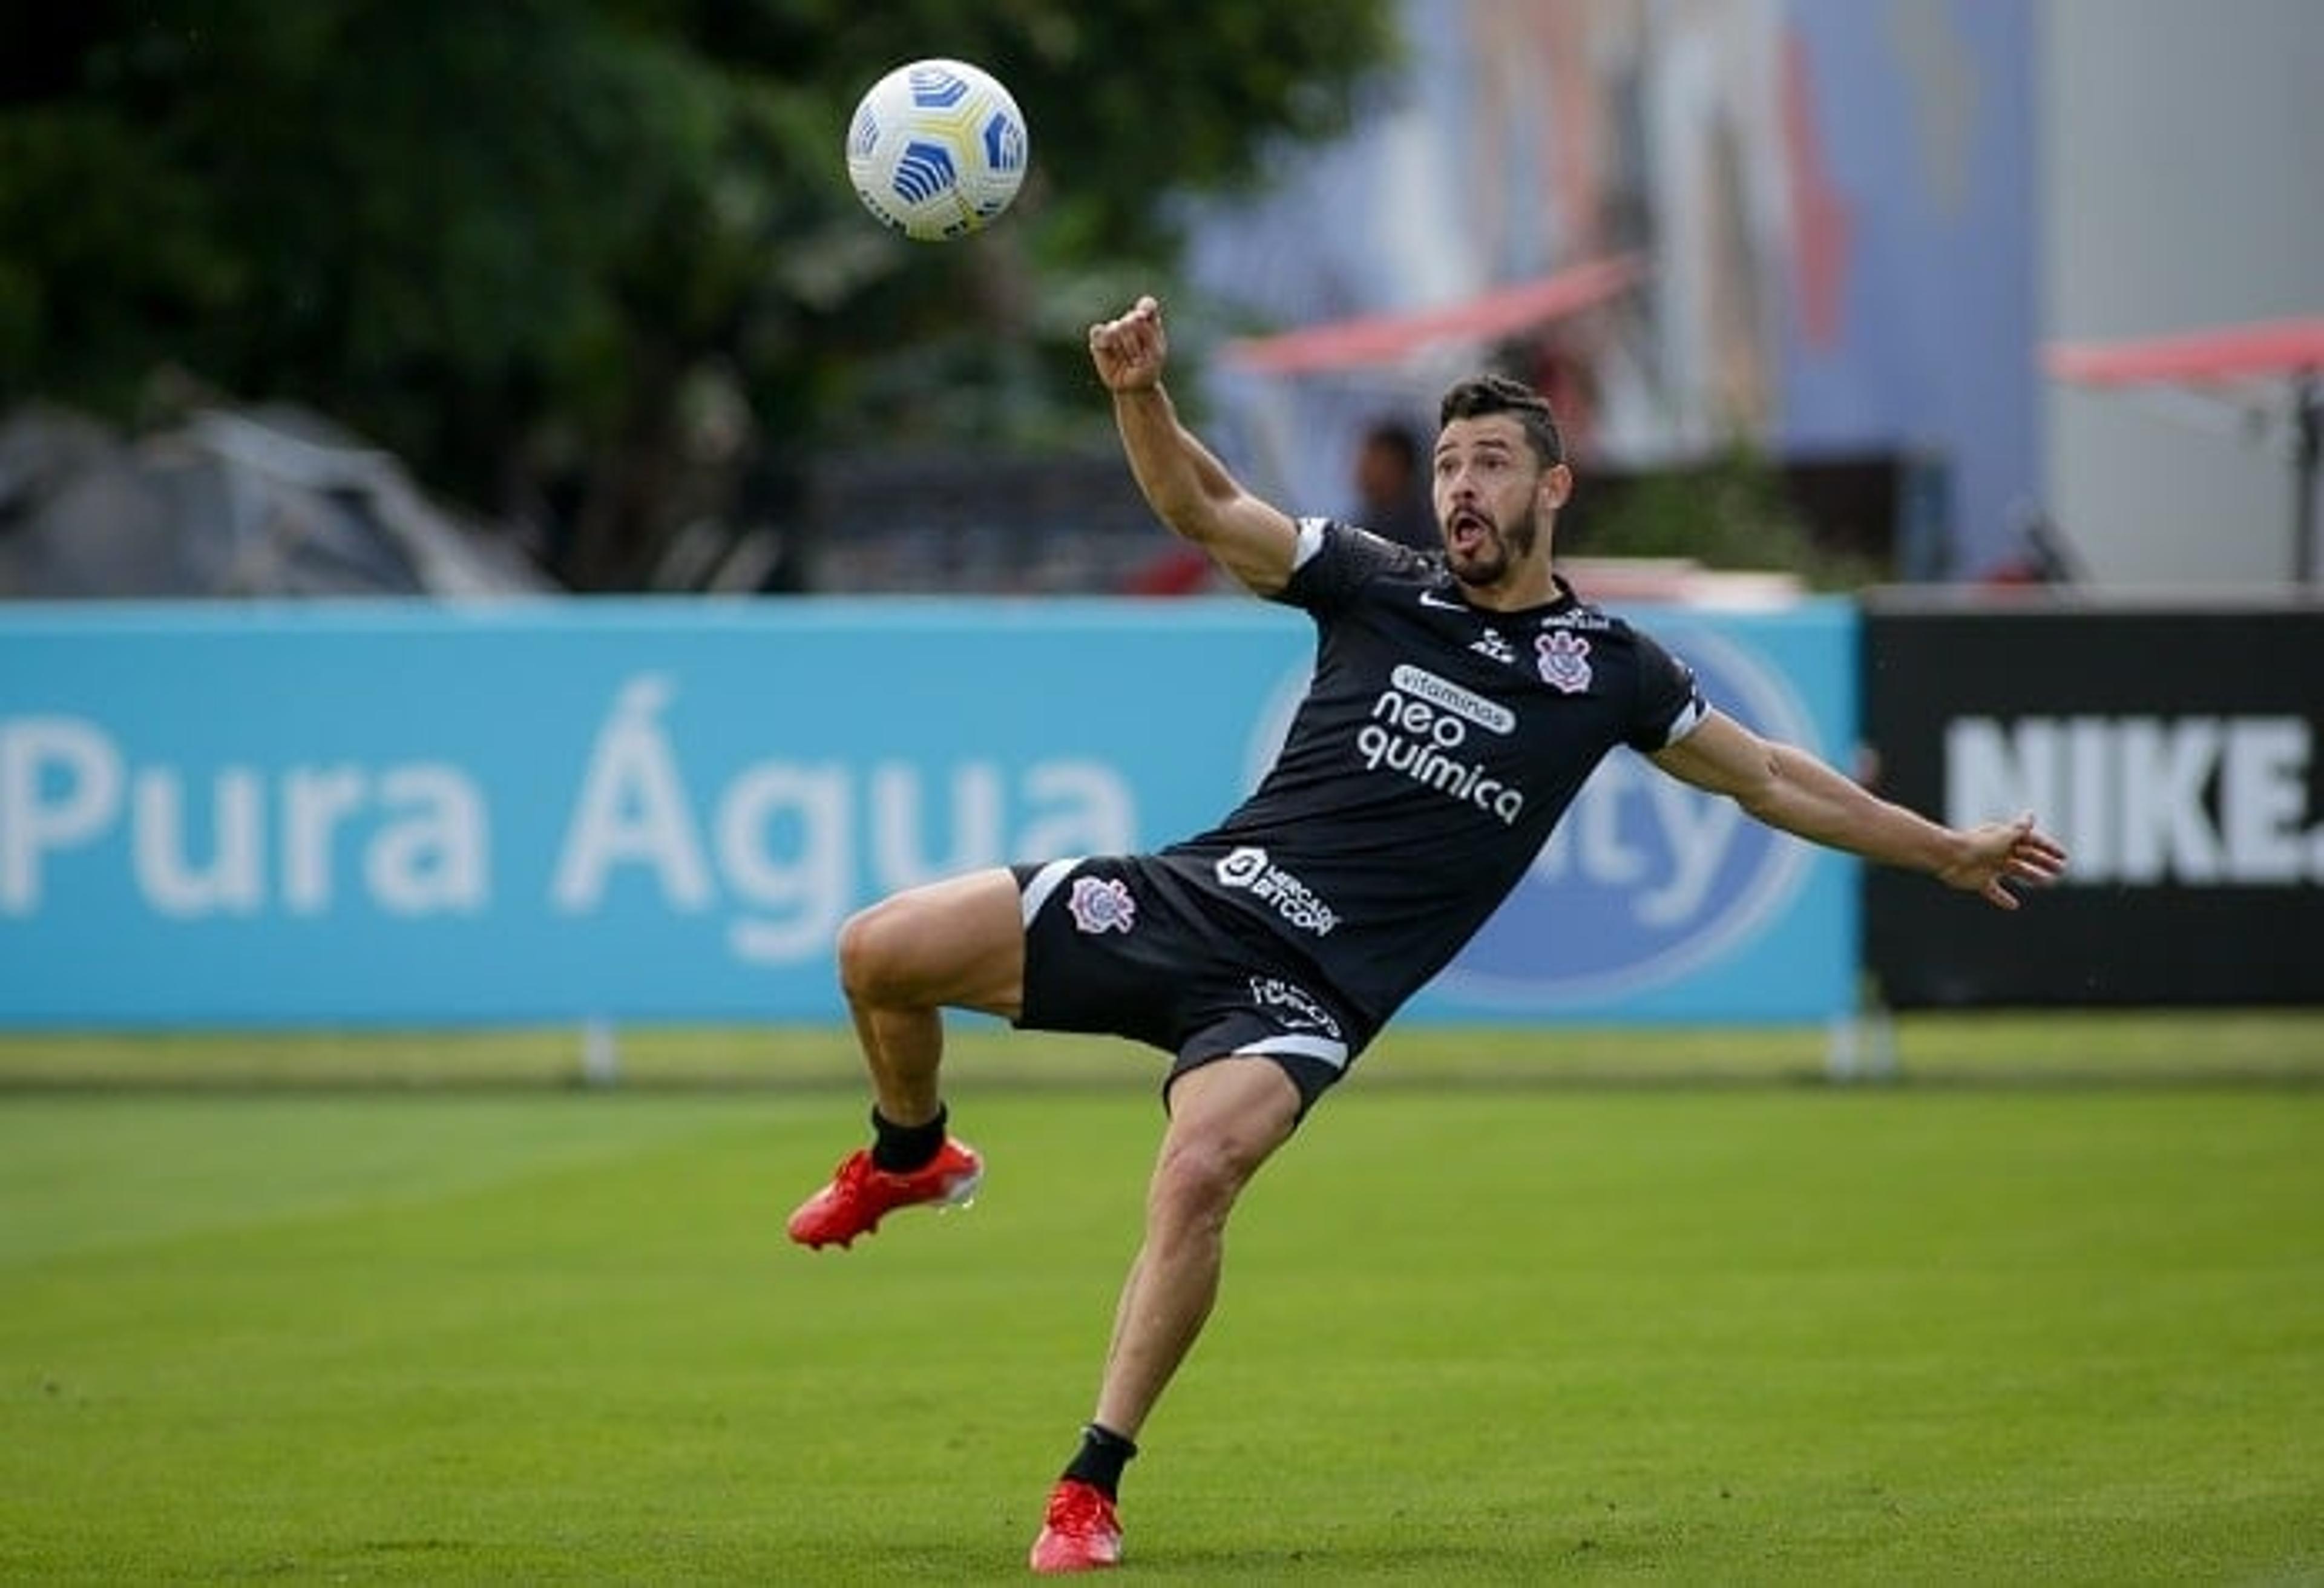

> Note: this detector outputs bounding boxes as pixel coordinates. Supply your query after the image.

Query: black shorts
[1009,855,1374,1118]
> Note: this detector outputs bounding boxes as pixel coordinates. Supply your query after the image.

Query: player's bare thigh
[836,867,1026,1020]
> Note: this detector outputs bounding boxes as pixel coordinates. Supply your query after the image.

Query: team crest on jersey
[1067,875,1137,934]
[1536,629,1593,693]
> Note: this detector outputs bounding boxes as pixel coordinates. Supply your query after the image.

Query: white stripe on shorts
[1019,857,1083,927]
[1239,1032,1350,1072]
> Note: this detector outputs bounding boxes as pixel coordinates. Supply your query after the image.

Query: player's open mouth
[1448,510,1492,554]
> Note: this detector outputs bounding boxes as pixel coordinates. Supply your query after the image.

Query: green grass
[4,1040,2321,1581]
[2,1008,2320,1089]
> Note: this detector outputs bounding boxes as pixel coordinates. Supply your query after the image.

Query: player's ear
[1540,462,1574,511]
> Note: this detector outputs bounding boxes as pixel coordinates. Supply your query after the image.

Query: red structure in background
[2045,318,2324,585]
[1216,255,1647,378]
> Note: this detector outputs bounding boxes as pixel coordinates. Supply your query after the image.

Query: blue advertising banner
[0,599,1857,1028]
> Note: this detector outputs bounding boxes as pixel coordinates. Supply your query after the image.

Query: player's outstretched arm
[1649,710,2069,910]
[1089,295,1299,596]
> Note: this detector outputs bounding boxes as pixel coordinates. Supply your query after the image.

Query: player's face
[1431,416,1569,589]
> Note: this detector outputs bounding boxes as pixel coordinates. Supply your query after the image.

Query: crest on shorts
[1536,629,1593,694]
[1067,875,1137,934]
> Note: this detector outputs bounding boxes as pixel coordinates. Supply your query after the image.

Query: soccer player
[787,294,2067,1574]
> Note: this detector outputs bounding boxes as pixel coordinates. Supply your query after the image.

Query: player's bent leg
[838,866,1023,1140]
[788,868,1026,1251]
[837,867,1026,1023]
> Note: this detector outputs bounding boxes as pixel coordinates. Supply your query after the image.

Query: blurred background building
[2040,0,2323,589]
[1183,0,2320,596]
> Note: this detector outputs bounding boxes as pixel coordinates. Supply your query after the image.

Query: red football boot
[1028,1478,1123,1573]
[786,1138,982,1250]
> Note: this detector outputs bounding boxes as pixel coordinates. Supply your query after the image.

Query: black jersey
[1154,518,1708,1024]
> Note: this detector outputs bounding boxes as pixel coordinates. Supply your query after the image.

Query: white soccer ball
[845,59,1030,243]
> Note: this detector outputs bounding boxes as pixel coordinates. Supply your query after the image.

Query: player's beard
[1446,500,1540,589]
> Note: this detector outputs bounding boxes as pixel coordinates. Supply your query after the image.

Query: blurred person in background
[1349,415,1438,551]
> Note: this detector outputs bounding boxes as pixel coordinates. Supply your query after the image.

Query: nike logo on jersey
[1417,589,1468,611]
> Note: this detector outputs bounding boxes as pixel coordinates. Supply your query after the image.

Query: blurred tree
[0,1,1397,589]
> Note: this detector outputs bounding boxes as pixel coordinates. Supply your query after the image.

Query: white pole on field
[1825,1006,1897,1083]
[581,1019,621,1088]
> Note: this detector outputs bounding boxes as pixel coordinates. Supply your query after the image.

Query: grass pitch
[2,1025,2321,1583]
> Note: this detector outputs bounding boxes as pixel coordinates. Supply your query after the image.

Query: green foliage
[1567,442,1887,591]
[0,1,1399,586]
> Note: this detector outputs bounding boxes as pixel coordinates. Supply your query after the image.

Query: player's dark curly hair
[1437,375,1565,469]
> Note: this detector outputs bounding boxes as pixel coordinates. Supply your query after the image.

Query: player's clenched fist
[1089,295,1167,393]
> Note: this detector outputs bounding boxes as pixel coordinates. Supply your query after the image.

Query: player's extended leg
[1098,1057,1301,1437]
[786,868,1025,1250]
[1031,1055,1303,1573]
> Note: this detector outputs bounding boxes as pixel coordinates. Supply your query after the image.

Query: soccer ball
[845,59,1029,242]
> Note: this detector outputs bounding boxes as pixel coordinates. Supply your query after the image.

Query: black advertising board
[1862,599,2324,1007]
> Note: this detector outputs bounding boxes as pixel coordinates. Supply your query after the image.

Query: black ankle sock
[869,1104,947,1172]
[1060,1422,1138,1499]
